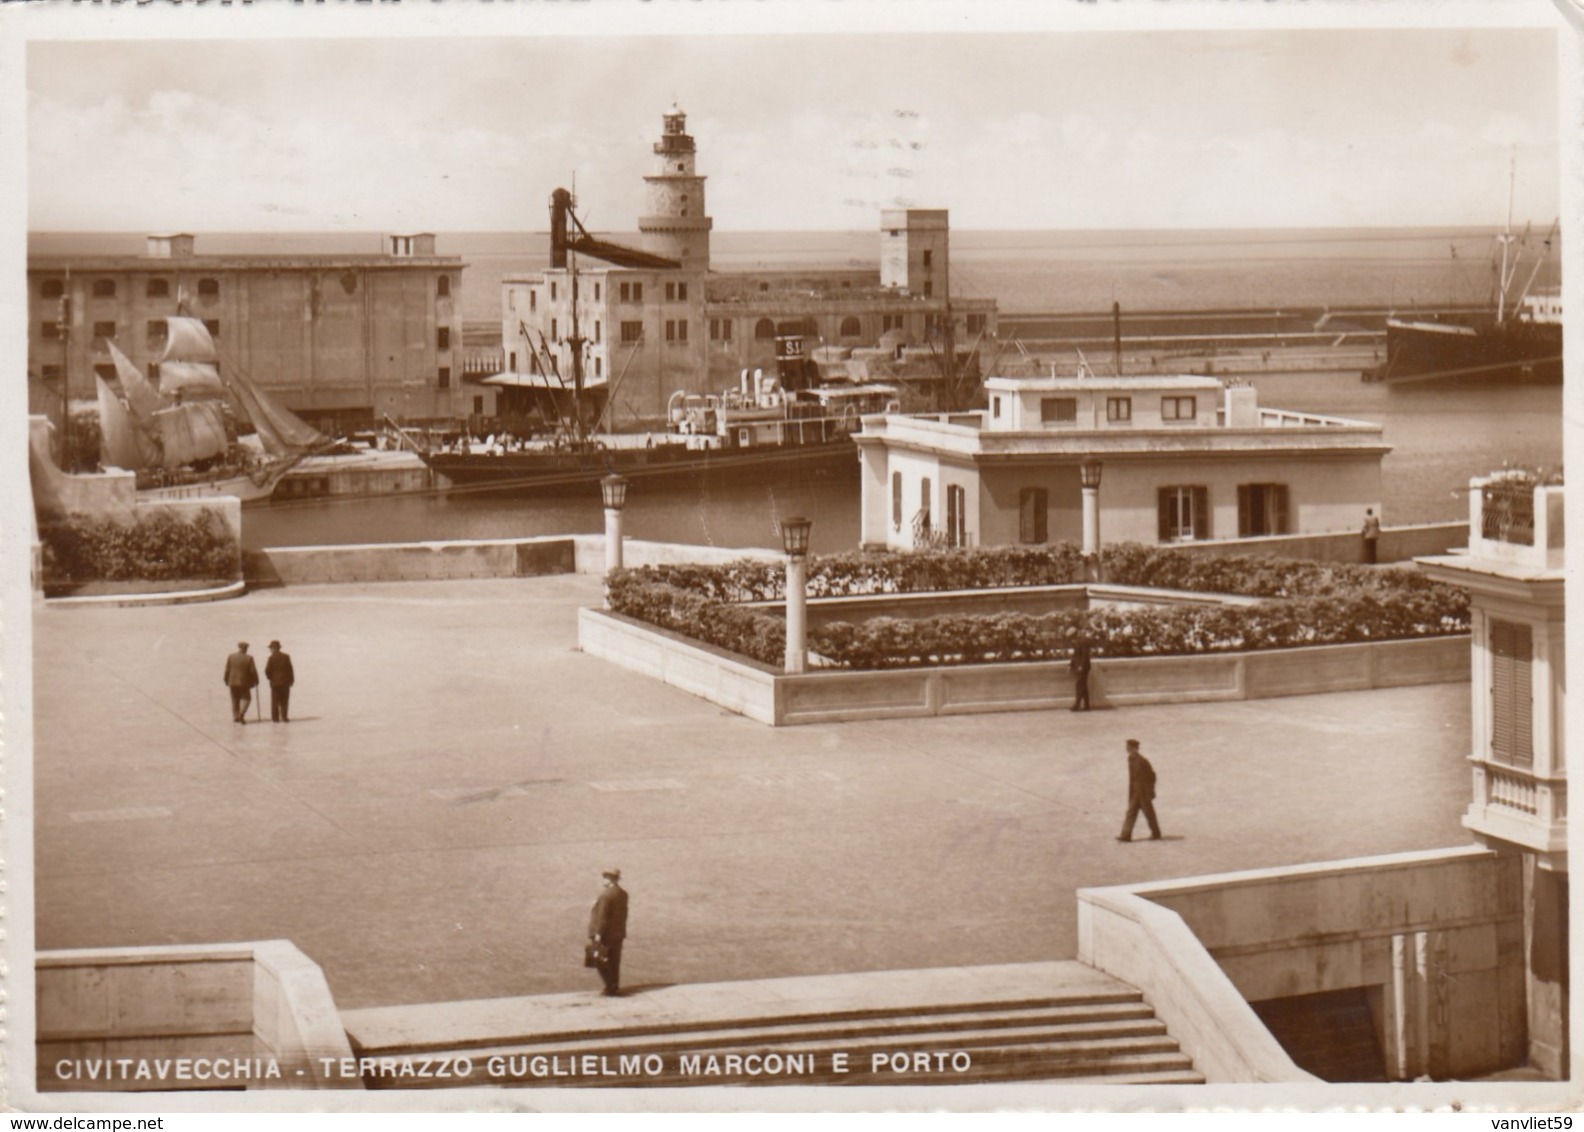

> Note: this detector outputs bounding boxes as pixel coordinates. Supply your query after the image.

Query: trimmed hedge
[605,543,1471,671]
[41,510,238,585]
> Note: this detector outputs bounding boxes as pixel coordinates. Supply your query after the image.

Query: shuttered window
[1158,486,1209,542]
[1019,487,1049,544]
[891,472,903,531]
[1237,483,1289,536]
[1490,619,1534,767]
[946,485,967,548]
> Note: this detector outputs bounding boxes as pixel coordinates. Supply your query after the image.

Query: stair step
[350,990,1148,1057]
[358,1001,1162,1061]
[1057,1069,1209,1087]
[362,1034,1189,1089]
[433,1017,1173,1080]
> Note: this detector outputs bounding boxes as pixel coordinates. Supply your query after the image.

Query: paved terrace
[34,575,1472,1012]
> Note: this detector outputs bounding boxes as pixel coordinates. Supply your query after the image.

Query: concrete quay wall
[578,607,1467,726]
[1079,847,1527,1081]
[244,521,1462,589]
[245,536,776,587]
[37,941,358,1092]
[1171,521,1465,567]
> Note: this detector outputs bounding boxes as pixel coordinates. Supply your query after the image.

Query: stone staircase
[340,962,1204,1089]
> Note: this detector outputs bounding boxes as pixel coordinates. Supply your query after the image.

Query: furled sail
[95,376,157,470]
[153,401,230,468]
[158,316,225,400]
[224,368,330,458]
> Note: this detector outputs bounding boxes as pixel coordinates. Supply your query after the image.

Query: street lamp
[601,474,629,583]
[781,516,813,674]
[1079,458,1103,579]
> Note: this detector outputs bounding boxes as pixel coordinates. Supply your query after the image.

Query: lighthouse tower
[639,105,713,269]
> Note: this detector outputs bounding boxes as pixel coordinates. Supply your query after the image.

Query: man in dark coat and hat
[265,640,295,723]
[223,642,259,724]
[1118,738,1161,842]
[588,868,629,996]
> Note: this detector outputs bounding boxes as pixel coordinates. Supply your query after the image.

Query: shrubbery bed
[41,511,238,590]
[605,543,1470,670]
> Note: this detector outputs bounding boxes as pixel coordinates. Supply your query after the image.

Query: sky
[21,10,1565,234]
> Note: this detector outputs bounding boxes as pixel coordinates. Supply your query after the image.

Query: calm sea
[28,228,1562,552]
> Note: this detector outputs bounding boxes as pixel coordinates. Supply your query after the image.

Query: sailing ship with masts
[96,312,338,503]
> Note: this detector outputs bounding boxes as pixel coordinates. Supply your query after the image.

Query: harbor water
[244,369,1561,556]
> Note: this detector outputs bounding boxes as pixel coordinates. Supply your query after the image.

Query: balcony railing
[1480,479,1536,546]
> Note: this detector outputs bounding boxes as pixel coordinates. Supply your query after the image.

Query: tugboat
[413,322,898,492]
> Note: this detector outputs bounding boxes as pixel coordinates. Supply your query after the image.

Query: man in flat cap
[1118,738,1161,842]
[587,868,629,997]
[265,640,295,723]
[223,642,259,725]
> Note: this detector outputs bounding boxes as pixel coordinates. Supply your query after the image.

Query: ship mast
[1496,154,1517,323]
[567,250,587,441]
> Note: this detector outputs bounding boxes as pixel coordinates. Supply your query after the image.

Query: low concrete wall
[578,607,780,725]
[1076,889,1313,1084]
[37,941,358,1092]
[1173,522,1465,566]
[580,606,1467,726]
[1080,847,1527,1081]
[247,536,778,587]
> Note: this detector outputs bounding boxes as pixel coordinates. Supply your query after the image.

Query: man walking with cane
[224,642,259,725]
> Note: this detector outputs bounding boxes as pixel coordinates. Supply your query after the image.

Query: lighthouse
[639,105,713,269]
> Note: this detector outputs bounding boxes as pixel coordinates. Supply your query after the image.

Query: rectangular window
[1106,397,1132,423]
[1237,483,1289,537]
[551,318,558,341]
[93,320,116,340]
[1157,486,1209,542]
[923,249,933,268]
[204,319,221,338]
[619,282,629,302]
[551,282,558,302]
[437,327,451,350]
[1490,619,1534,767]
[966,313,987,335]
[147,318,167,345]
[594,283,601,302]
[918,477,932,536]
[146,278,170,299]
[594,321,602,344]
[530,290,537,312]
[665,320,688,343]
[709,318,733,341]
[438,367,451,389]
[922,281,933,298]
[1040,397,1078,424]
[632,282,643,302]
[665,282,682,301]
[1019,487,1048,544]
[92,279,116,298]
[620,321,643,344]
[41,279,64,299]
[198,278,220,298]
[1162,395,1197,421]
[595,357,603,378]
[992,396,1002,420]
[946,484,967,548]
[41,363,63,381]
[42,321,60,340]
[891,471,903,531]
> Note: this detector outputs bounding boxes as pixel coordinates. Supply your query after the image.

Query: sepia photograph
[3,0,1578,1117]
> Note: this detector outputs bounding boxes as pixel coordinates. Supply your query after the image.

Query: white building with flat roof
[855,371,1390,551]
